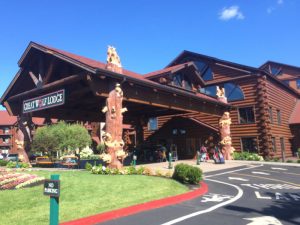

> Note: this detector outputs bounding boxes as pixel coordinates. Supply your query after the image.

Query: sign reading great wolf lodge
[23,89,65,113]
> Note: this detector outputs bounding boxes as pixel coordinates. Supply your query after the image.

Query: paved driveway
[97,164,300,225]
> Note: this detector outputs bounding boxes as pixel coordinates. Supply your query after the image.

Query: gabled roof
[144,63,188,78]
[289,100,300,125]
[260,60,300,72]
[166,50,260,73]
[1,42,231,112]
[20,42,143,79]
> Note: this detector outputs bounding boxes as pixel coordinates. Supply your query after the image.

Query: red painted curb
[61,181,208,225]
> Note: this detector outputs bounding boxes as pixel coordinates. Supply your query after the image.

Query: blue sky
[0,0,299,110]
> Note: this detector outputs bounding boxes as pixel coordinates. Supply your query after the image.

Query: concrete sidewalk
[137,160,249,174]
[137,159,300,175]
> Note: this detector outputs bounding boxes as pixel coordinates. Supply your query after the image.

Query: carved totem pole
[216,86,235,160]
[15,116,33,163]
[100,46,127,168]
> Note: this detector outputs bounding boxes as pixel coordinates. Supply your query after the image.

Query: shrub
[85,162,92,171]
[0,160,8,167]
[96,144,106,154]
[297,159,300,163]
[233,152,263,161]
[286,159,294,163]
[172,163,203,185]
[6,161,30,168]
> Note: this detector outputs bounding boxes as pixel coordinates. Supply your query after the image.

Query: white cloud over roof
[219,6,245,21]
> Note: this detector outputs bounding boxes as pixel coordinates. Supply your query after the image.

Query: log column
[101,83,127,169]
[256,75,272,158]
[15,115,33,163]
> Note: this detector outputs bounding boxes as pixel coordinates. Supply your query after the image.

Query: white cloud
[219,6,245,21]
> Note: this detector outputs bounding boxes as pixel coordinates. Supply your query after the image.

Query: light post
[168,152,173,169]
[133,154,137,167]
[196,151,200,165]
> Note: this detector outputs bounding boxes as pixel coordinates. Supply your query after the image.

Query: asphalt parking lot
[97,163,300,225]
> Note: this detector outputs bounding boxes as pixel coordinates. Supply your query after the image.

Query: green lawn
[0,170,188,225]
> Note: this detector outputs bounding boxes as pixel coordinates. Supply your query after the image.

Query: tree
[32,122,92,156]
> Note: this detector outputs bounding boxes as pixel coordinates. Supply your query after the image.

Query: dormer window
[270,66,282,76]
[194,60,213,81]
[172,73,183,87]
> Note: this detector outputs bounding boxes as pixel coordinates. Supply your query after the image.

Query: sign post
[44,174,60,225]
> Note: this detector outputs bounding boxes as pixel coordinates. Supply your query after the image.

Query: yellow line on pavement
[233,173,300,187]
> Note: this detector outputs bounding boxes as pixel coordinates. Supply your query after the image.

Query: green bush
[6,161,29,168]
[85,162,93,171]
[286,159,294,163]
[0,160,8,166]
[297,159,300,163]
[233,152,263,161]
[172,163,203,184]
[297,148,300,158]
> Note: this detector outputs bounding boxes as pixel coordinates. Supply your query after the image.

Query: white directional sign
[201,193,233,202]
[252,171,270,175]
[255,191,271,199]
[242,183,300,190]
[228,177,249,181]
[244,216,282,225]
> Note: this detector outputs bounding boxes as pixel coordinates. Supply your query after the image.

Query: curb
[60,181,208,225]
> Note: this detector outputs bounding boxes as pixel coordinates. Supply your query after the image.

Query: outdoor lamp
[133,154,137,167]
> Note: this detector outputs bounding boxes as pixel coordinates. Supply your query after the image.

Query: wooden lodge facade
[1,42,299,161]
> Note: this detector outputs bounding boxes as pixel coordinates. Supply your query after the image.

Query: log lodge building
[1,42,299,161]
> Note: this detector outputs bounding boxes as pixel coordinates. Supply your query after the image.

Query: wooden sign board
[23,89,65,113]
[44,179,60,197]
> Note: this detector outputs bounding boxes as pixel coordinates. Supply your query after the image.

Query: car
[60,155,78,169]
[6,154,19,161]
[35,156,54,167]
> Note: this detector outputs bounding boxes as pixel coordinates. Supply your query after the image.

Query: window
[193,60,213,81]
[241,137,258,153]
[296,79,300,89]
[199,85,217,97]
[269,107,273,123]
[280,137,285,152]
[270,66,282,76]
[184,78,192,91]
[224,83,245,101]
[172,73,183,87]
[277,110,281,125]
[202,67,213,81]
[271,137,276,152]
[283,80,290,86]
[148,117,158,131]
[239,107,255,124]
[4,127,9,134]
[3,138,9,144]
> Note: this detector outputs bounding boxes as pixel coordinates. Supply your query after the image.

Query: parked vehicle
[5,154,19,162]
[60,155,78,169]
[35,156,54,167]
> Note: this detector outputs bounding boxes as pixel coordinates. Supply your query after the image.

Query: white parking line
[252,171,270,175]
[271,167,287,171]
[228,177,249,181]
[160,179,243,225]
[205,164,263,178]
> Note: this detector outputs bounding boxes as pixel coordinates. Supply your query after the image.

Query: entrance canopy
[1,42,231,123]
